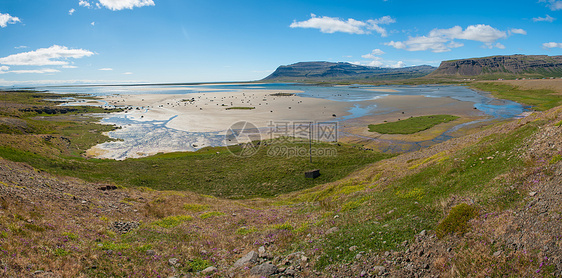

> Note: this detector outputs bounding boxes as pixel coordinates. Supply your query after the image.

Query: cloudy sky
[0,0,561,86]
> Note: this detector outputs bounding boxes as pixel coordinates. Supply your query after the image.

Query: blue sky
[0,0,561,86]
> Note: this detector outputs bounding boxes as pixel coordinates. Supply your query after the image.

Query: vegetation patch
[269,92,295,96]
[550,154,562,164]
[97,242,131,251]
[185,258,212,272]
[152,215,193,228]
[435,203,479,238]
[368,115,459,134]
[235,226,257,235]
[199,211,225,219]
[183,203,209,212]
[225,106,255,110]
[53,248,70,256]
[271,223,294,231]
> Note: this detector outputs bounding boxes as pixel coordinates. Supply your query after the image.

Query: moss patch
[436,203,479,238]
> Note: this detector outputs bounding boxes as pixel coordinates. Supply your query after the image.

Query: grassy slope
[470,82,562,111]
[0,141,391,198]
[292,118,539,269]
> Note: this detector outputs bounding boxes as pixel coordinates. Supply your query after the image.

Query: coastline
[76,84,526,159]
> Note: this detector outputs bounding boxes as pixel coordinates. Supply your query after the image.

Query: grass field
[0,139,392,198]
[470,82,562,111]
[368,115,459,134]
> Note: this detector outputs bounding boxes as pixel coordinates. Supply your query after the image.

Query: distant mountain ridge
[262,61,436,81]
[428,55,562,79]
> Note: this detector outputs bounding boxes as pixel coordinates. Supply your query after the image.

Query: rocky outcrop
[429,55,562,78]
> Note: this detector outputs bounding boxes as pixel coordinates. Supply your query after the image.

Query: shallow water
[40,83,528,159]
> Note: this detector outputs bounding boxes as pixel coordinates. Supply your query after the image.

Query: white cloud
[0,12,20,28]
[543,42,562,48]
[290,14,395,36]
[509,28,527,35]
[482,42,506,49]
[99,68,113,71]
[0,45,94,66]
[386,35,453,53]
[533,15,556,22]
[361,49,385,59]
[91,21,95,26]
[366,60,384,67]
[388,61,406,68]
[14,46,27,49]
[290,14,367,34]
[62,65,78,69]
[123,72,133,75]
[0,67,60,74]
[385,24,520,53]
[540,0,562,11]
[9,69,60,74]
[430,25,507,43]
[385,41,407,50]
[0,78,143,86]
[69,8,76,15]
[79,0,92,8]
[98,0,155,11]
[357,49,406,68]
[366,16,396,37]
[369,15,395,25]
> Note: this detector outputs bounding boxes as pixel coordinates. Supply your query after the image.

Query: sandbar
[101,89,353,133]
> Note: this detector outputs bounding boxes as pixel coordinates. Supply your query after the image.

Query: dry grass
[496,79,562,94]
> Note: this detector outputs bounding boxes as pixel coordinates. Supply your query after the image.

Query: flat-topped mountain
[428,55,562,79]
[262,61,436,81]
